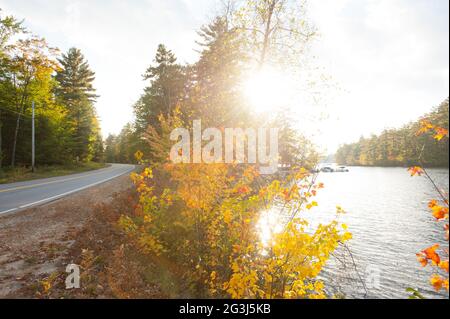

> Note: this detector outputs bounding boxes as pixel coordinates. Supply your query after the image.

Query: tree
[0,10,24,169]
[90,115,104,162]
[55,48,97,103]
[103,124,140,164]
[274,110,318,169]
[1,11,103,168]
[4,37,60,167]
[104,134,117,163]
[230,0,316,68]
[186,16,250,128]
[135,44,185,133]
[55,48,101,162]
[133,44,185,159]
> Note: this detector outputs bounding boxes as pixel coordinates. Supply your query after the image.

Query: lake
[291,167,448,299]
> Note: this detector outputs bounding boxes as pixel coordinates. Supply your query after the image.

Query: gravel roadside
[0,173,133,298]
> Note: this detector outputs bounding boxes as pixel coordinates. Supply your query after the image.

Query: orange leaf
[416,120,434,136]
[408,166,424,176]
[237,185,250,194]
[432,206,448,221]
[282,189,291,202]
[428,200,438,208]
[423,244,441,265]
[416,253,428,267]
[434,127,449,141]
[430,274,444,292]
[439,261,449,273]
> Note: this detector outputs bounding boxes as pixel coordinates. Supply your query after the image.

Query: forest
[335,99,449,167]
[0,11,103,172]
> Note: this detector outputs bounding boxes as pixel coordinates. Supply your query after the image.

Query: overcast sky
[1,0,448,152]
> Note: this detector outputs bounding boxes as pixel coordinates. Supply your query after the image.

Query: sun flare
[243,67,293,113]
[257,208,284,247]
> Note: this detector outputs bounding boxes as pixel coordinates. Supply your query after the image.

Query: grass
[0,162,108,184]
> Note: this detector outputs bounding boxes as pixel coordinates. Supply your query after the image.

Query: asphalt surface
[0,163,135,215]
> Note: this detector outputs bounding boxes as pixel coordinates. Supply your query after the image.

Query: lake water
[289,167,449,299]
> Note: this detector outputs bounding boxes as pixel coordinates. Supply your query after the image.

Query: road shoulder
[0,163,109,185]
[0,173,133,298]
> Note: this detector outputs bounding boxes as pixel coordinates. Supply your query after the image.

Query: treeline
[335,99,449,167]
[104,123,136,164]
[0,10,103,169]
[105,20,318,168]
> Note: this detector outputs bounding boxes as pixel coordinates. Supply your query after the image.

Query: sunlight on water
[258,167,449,299]
[257,208,284,247]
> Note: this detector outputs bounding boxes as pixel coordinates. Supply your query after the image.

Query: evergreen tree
[134,44,185,133]
[104,134,117,163]
[55,48,101,161]
[133,44,185,159]
[187,16,249,128]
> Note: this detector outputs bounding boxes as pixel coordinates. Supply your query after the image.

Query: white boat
[315,163,350,173]
[335,166,349,172]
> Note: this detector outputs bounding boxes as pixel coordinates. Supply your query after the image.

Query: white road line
[0,208,18,215]
[0,165,119,194]
[0,167,134,215]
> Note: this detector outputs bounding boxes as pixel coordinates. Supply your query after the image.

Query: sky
[308,0,449,152]
[0,0,448,153]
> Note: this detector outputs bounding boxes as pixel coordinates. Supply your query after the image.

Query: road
[0,163,135,215]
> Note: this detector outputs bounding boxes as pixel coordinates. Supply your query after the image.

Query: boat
[314,163,350,173]
[320,166,334,172]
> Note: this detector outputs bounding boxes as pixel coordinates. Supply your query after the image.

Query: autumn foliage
[410,120,449,293]
[118,158,351,299]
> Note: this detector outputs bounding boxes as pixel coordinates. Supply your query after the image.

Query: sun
[243,67,292,113]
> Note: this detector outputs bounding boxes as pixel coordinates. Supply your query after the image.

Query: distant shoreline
[338,165,449,169]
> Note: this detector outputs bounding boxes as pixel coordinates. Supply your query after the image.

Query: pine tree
[55,48,101,162]
[187,16,249,128]
[134,44,185,134]
[133,44,185,159]
[104,134,117,163]
[55,48,97,103]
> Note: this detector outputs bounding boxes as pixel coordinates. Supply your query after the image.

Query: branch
[342,243,368,298]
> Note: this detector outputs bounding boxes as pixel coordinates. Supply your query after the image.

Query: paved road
[0,163,135,215]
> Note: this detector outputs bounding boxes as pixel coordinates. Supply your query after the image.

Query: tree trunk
[259,0,277,69]
[11,112,21,168]
[11,78,30,168]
